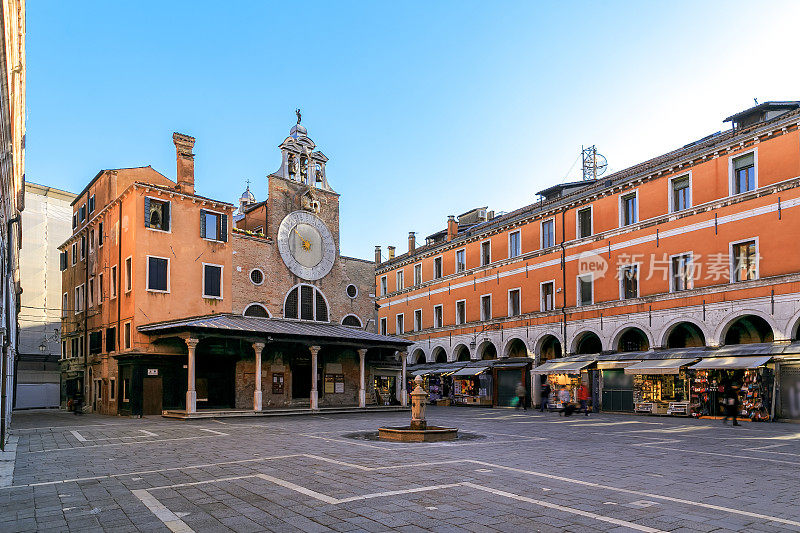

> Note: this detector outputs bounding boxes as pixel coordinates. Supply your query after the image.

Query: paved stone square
[2,407,800,532]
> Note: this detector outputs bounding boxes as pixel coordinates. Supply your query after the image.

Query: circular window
[346,284,358,298]
[250,269,264,285]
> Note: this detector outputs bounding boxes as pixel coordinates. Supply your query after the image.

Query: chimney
[375,245,382,265]
[408,231,416,253]
[446,215,458,242]
[173,132,196,195]
[387,246,395,260]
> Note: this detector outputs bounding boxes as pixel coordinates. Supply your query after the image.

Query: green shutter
[163,202,170,232]
[200,210,207,238]
[221,214,228,242]
[144,197,151,228]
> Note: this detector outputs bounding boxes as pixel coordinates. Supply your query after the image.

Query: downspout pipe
[1,214,20,451]
[560,208,567,358]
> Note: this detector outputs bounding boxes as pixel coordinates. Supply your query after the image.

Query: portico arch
[432,346,447,364]
[410,348,426,364]
[536,334,563,362]
[477,340,497,360]
[714,310,780,346]
[504,337,528,358]
[572,330,602,355]
[452,343,471,362]
[613,326,651,352]
[661,320,707,348]
[721,314,775,345]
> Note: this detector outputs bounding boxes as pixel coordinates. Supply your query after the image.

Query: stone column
[309,345,320,410]
[185,338,199,414]
[358,348,367,408]
[531,353,541,409]
[399,351,408,406]
[252,342,265,411]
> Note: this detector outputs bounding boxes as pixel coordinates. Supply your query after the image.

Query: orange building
[376,101,800,420]
[60,122,409,417]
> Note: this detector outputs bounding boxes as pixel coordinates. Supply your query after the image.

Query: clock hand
[293,228,311,251]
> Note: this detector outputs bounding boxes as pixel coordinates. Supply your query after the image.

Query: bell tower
[271,110,331,191]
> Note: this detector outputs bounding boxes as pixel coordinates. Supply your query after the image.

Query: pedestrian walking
[559,386,574,416]
[722,380,740,426]
[515,381,527,411]
[577,383,590,416]
[540,381,551,412]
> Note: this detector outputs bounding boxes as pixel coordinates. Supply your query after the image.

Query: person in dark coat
[540,382,551,412]
[722,381,740,426]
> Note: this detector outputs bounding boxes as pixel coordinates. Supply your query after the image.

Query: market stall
[532,359,595,410]
[624,358,698,415]
[452,366,493,406]
[688,355,773,421]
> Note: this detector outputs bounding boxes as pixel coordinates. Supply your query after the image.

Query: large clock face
[277,211,335,280]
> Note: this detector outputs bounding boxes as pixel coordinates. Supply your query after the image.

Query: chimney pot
[375,245,382,265]
[446,215,458,242]
[408,231,416,253]
[173,132,196,195]
[387,246,396,260]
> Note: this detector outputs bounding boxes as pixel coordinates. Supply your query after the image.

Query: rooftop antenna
[581,145,608,181]
[754,98,759,105]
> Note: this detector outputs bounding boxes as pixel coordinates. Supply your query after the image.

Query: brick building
[376,101,800,420]
[60,119,409,417]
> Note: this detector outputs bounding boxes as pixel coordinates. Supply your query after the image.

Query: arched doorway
[504,338,528,358]
[574,331,602,355]
[432,346,447,363]
[410,348,425,365]
[724,315,774,345]
[618,328,649,352]
[538,335,562,362]
[666,322,706,348]
[478,341,497,360]
[453,344,470,362]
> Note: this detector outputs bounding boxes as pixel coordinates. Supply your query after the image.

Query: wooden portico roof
[137,313,413,350]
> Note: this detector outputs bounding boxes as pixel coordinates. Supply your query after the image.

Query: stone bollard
[410,375,428,430]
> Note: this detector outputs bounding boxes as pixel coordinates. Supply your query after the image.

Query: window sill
[146,289,170,294]
[202,237,226,243]
[203,295,223,300]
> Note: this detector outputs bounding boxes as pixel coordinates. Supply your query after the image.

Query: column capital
[252,342,266,353]
[308,345,321,356]
[184,337,200,350]
[357,348,368,357]
[395,350,407,360]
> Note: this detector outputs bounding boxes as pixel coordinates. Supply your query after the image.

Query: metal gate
[780,365,800,419]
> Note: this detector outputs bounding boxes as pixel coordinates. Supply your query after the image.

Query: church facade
[60,117,410,417]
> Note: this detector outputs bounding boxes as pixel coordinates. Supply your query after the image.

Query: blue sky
[27,1,800,260]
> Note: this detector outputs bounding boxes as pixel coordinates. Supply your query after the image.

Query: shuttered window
[200,210,227,241]
[144,197,170,231]
[59,251,67,271]
[203,264,223,298]
[147,257,169,292]
[284,285,329,322]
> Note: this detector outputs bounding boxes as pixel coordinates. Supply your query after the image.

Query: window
[346,284,358,298]
[89,229,95,255]
[61,340,66,360]
[74,285,84,314]
[88,277,95,307]
[413,309,422,331]
[508,231,521,258]
[147,256,170,292]
[380,317,387,336]
[95,380,102,402]
[455,249,466,273]
[731,152,756,195]
[145,197,171,231]
[123,379,130,402]
[670,253,693,292]
[508,288,521,317]
[109,379,116,401]
[541,281,555,311]
[203,264,223,299]
[80,235,86,260]
[380,276,387,296]
[250,269,264,285]
[70,337,78,359]
[88,195,96,213]
[433,304,443,328]
[110,265,118,298]
[481,240,491,266]
[541,219,555,248]
[244,303,270,318]
[62,292,68,317]
[124,257,132,293]
[396,314,404,335]
[396,270,404,291]
[731,239,757,282]
[480,294,491,321]
[89,331,102,355]
[98,221,104,247]
[200,210,228,241]
[272,373,284,394]
[671,175,691,212]
[71,243,77,265]
[123,322,131,350]
[59,251,67,271]
[455,300,466,325]
[577,207,592,238]
[72,213,77,230]
[620,192,638,226]
[620,264,639,299]
[433,256,443,279]
[98,272,104,304]
[106,327,116,352]
[79,204,86,222]
[413,264,422,285]
[283,284,328,321]
[342,315,361,327]
[578,274,593,307]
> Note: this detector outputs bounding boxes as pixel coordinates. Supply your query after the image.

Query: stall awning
[532,360,594,374]
[452,367,489,377]
[689,355,772,370]
[624,358,699,375]
[493,362,529,369]
[597,361,641,370]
